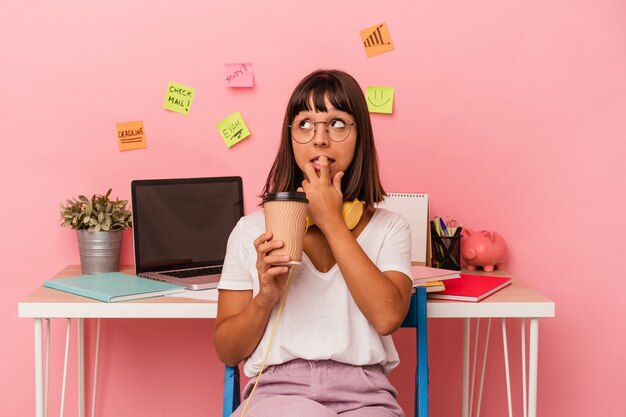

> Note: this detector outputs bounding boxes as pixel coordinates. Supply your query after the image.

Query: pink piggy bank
[461,229,507,272]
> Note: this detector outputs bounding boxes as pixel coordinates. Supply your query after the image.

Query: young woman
[214,69,413,417]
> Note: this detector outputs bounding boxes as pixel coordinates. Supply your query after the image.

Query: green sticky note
[366,86,394,114]
[164,82,195,115]
[216,111,251,148]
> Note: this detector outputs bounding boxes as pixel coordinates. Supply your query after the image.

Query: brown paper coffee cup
[263,192,308,265]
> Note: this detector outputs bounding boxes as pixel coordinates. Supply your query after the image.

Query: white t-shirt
[218,208,413,377]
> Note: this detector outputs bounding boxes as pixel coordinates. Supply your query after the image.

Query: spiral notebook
[377,193,429,264]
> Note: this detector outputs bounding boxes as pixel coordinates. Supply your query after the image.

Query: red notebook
[427,274,512,302]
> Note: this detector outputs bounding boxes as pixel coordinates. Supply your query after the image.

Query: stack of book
[410,266,512,301]
[410,265,461,293]
[427,273,512,302]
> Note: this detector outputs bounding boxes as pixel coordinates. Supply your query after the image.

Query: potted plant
[60,189,132,274]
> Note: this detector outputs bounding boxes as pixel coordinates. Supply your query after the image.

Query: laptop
[131,176,243,290]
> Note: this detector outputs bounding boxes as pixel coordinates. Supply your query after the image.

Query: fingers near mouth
[311,156,335,171]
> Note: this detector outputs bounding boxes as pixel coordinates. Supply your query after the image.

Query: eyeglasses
[289,118,356,144]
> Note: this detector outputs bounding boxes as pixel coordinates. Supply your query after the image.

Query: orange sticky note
[359,22,395,58]
[116,121,147,151]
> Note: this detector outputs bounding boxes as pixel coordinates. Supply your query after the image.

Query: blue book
[44,272,185,302]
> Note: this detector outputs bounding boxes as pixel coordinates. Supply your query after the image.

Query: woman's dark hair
[261,69,386,209]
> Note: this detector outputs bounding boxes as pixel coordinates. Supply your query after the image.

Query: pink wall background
[2,1,625,416]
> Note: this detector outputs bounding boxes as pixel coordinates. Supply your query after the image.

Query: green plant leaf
[60,189,132,230]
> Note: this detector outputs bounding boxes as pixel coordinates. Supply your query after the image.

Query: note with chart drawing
[359,22,395,58]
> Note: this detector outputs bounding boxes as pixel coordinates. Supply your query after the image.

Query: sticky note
[163,82,195,115]
[116,120,147,151]
[216,111,251,148]
[359,22,395,58]
[366,86,394,114]
[225,63,254,87]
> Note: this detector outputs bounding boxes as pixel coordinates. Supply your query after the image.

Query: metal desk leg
[521,319,527,417]
[462,318,470,417]
[502,319,513,417]
[528,319,539,417]
[78,318,85,417]
[34,318,44,417]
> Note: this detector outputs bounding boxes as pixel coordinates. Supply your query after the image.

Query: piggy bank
[461,229,507,272]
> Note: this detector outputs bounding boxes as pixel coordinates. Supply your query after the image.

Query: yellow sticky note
[116,120,147,151]
[359,22,395,58]
[164,82,195,115]
[216,111,251,148]
[366,86,394,114]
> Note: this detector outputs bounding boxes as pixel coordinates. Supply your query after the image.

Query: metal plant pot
[76,230,123,274]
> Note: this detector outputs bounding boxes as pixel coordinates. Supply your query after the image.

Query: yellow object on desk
[416,280,445,293]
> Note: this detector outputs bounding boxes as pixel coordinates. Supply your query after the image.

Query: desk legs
[462,318,541,417]
[32,318,87,417]
[78,318,85,417]
[462,319,470,417]
[502,320,513,417]
[528,319,539,417]
[34,318,44,417]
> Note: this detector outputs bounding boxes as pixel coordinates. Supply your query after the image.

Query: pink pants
[231,359,404,417]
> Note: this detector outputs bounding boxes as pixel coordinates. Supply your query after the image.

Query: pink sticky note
[225,63,254,87]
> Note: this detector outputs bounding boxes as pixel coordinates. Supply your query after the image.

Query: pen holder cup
[430,230,462,271]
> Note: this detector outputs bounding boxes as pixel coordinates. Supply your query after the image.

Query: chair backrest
[222,286,428,417]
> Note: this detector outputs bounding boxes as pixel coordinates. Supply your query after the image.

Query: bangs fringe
[288,75,354,118]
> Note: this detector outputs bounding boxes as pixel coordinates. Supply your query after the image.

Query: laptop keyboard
[163,266,222,279]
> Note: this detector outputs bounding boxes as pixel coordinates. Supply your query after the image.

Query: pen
[439,217,448,236]
[433,217,442,236]
[430,220,443,260]
[453,226,462,238]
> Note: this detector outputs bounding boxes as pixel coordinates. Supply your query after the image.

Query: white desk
[18,266,555,417]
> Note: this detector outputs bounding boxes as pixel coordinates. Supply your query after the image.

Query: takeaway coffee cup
[263,191,309,265]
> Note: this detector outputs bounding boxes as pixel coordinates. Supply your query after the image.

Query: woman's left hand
[300,155,344,230]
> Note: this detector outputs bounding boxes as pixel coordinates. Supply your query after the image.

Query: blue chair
[223,287,428,417]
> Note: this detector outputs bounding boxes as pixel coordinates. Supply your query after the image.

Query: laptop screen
[131,177,243,274]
